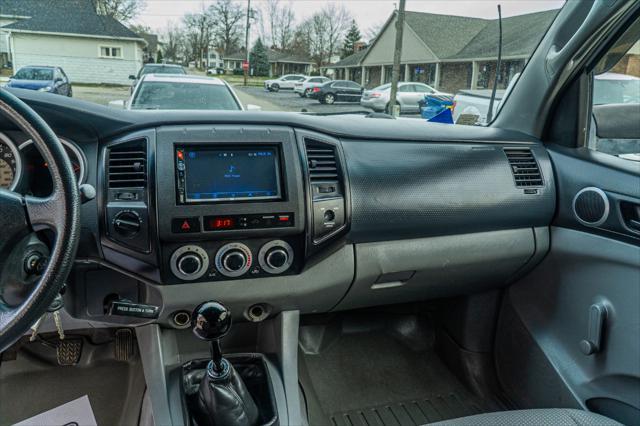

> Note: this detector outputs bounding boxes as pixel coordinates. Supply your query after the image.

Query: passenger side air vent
[107,139,147,188]
[305,139,340,182]
[504,147,543,187]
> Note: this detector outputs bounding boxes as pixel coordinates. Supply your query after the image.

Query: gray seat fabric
[427,409,621,426]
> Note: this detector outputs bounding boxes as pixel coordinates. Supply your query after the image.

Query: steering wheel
[0,89,80,351]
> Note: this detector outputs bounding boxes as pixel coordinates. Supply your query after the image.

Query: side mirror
[129,75,136,80]
[55,77,63,83]
[246,104,262,111]
[108,99,126,109]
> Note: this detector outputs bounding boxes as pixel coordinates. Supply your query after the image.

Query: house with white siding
[0,0,146,85]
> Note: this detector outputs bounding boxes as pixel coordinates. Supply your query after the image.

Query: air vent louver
[504,147,543,188]
[305,139,339,182]
[107,139,147,188]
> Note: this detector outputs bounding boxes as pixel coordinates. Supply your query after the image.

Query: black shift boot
[194,358,260,426]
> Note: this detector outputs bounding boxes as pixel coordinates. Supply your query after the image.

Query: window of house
[100,46,122,59]
[588,21,640,162]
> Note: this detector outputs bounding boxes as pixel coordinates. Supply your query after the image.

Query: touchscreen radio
[176,146,282,203]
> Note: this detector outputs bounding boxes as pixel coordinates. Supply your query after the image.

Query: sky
[135,0,565,36]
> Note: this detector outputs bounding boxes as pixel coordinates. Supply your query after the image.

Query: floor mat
[302,332,504,426]
[0,335,144,426]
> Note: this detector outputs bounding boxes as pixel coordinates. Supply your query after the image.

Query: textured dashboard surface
[343,140,555,243]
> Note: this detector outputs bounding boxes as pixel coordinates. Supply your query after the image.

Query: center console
[100,125,350,288]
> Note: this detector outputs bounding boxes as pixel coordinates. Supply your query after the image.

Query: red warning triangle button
[181,220,191,230]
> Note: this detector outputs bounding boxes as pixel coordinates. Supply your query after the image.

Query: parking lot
[68,81,422,118]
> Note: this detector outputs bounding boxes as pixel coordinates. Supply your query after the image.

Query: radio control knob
[266,248,288,269]
[222,250,246,272]
[177,254,202,276]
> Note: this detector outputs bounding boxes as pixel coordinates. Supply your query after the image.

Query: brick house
[329,9,560,91]
[0,0,146,85]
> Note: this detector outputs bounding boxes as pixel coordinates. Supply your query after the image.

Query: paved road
[234,86,371,114]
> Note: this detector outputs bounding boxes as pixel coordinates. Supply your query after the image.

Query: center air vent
[107,139,147,188]
[504,147,543,188]
[305,139,339,182]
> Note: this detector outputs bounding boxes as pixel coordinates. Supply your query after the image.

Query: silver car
[361,82,450,113]
[264,74,307,92]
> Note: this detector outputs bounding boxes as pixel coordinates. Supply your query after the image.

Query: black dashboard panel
[343,140,556,243]
[1,90,561,322]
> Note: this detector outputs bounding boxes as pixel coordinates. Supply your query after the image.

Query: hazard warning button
[171,217,200,233]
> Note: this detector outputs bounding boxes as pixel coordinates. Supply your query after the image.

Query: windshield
[0,0,563,119]
[138,66,185,78]
[14,68,53,81]
[131,82,241,110]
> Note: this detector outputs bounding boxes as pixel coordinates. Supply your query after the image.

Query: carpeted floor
[301,332,504,426]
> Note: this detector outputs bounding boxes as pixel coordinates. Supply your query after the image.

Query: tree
[364,21,384,44]
[250,38,270,76]
[260,0,295,51]
[183,9,216,67]
[322,4,351,65]
[342,20,362,57]
[163,23,186,63]
[93,0,145,22]
[210,0,245,55]
[156,49,163,64]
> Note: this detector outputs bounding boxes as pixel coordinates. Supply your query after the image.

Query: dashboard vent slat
[107,139,147,188]
[305,138,341,183]
[504,147,543,188]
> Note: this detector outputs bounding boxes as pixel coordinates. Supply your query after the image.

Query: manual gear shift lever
[190,301,259,426]
[192,301,232,376]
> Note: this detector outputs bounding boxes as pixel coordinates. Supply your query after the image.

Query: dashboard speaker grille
[107,139,147,188]
[305,138,339,182]
[504,147,543,187]
[573,187,609,226]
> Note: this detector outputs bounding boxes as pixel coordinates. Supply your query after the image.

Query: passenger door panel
[503,144,640,425]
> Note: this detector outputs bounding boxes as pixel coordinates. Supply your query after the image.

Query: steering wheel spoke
[25,194,65,232]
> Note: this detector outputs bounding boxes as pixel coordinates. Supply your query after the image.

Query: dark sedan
[313,80,364,104]
[6,66,72,96]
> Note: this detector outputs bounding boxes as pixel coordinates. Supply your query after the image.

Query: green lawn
[215,74,270,87]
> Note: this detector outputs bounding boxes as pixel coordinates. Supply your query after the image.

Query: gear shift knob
[191,301,232,341]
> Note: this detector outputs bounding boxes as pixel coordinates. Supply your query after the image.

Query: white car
[108,74,260,111]
[361,82,451,113]
[264,74,307,92]
[294,76,332,97]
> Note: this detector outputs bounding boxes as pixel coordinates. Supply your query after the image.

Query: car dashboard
[0,89,556,327]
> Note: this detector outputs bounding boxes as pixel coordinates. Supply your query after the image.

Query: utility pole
[243,0,251,86]
[388,0,405,117]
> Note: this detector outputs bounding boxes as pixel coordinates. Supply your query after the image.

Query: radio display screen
[177,146,281,203]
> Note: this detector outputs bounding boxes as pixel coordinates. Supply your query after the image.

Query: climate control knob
[113,210,141,238]
[177,254,202,276]
[170,245,209,281]
[222,250,247,272]
[215,243,252,277]
[259,240,294,274]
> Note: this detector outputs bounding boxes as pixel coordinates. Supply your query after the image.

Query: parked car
[453,72,640,125]
[264,74,307,92]
[109,74,260,111]
[6,66,72,96]
[361,82,450,113]
[129,63,186,93]
[592,72,640,105]
[294,76,332,97]
[206,68,225,76]
[314,80,364,104]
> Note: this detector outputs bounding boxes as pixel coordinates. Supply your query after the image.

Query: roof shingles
[1,0,143,40]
